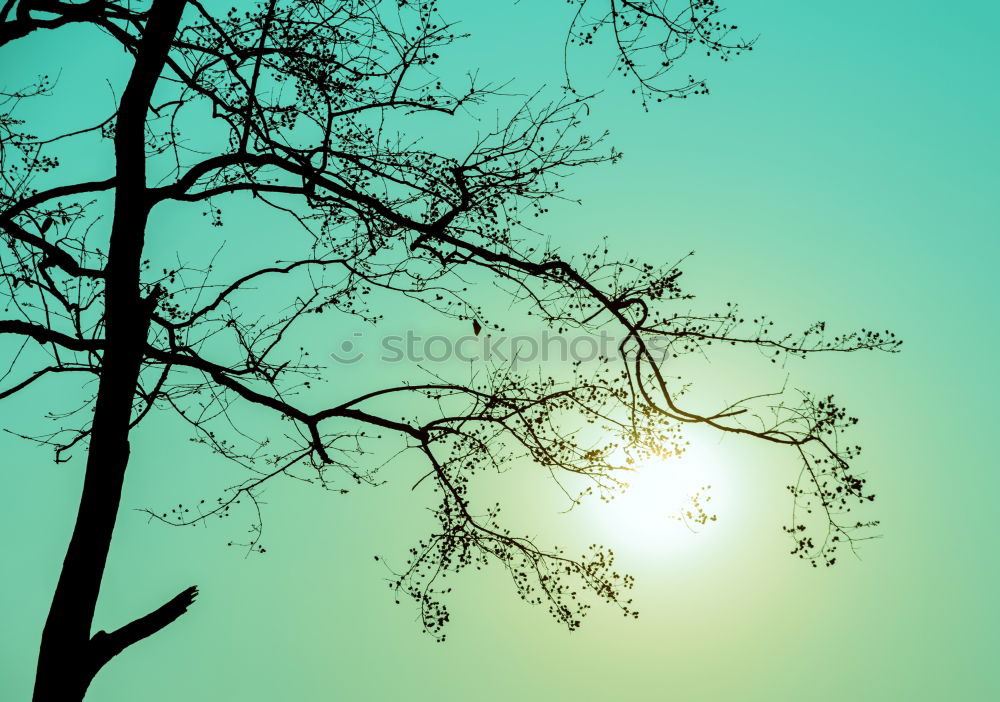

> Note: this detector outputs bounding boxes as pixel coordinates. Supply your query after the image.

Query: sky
[2,1,998,700]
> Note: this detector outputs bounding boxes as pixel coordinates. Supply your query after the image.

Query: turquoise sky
[2,1,997,700]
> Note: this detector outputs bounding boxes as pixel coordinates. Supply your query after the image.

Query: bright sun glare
[589,441,730,559]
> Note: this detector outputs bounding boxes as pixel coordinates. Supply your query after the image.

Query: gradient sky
[2,1,998,700]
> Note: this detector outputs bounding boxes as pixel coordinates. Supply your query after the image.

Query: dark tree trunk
[33,2,189,699]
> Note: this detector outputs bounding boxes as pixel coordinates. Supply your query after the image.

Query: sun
[586,441,730,560]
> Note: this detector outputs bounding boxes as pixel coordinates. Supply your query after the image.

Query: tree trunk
[33,2,188,699]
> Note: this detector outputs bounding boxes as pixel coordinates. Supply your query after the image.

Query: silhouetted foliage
[0,1,897,699]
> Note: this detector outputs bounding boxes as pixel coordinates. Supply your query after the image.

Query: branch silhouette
[89,586,199,671]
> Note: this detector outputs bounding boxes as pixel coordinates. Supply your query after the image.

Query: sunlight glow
[590,441,730,560]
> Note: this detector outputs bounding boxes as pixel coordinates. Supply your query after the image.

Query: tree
[0,1,899,699]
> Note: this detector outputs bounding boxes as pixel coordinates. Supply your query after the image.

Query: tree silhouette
[0,1,899,699]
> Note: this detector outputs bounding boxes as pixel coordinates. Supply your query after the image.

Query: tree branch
[0,218,105,277]
[0,319,101,352]
[89,585,198,669]
[0,177,115,220]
